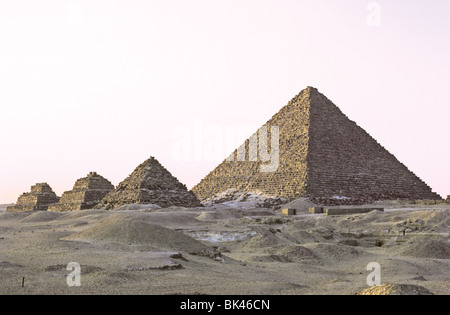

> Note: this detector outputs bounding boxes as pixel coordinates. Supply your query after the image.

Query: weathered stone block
[282,208,296,216]
[309,207,324,214]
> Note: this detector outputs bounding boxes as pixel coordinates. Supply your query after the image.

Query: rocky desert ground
[0,201,449,295]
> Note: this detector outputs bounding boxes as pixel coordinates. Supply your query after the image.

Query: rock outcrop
[97,157,201,210]
[48,172,114,212]
[192,86,442,203]
[6,183,59,212]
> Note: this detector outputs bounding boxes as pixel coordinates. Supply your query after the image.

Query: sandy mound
[245,254,291,263]
[113,211,201,228]
[304,243,361,262]
[62,214,220,258]
[395,238,450,259]
[286,217,318,230]
[58,209,110,221]
[20,211,65,223]
[271,245,319,262]
[242,233,281,250]
[283,220,329,244]
[196,210,243,221]
[258,217,288,225]
[0,212,32,221]
[355,283,434,295]
[287,230,324,244]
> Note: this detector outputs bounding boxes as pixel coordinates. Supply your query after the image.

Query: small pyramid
[7,183,60,212]
[48,172,114,212]
[192,87,441,202]
[98,157,201,209]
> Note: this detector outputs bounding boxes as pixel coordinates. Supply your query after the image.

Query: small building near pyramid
[97,157,202,210]
[192,86,442,204]
[7,183,60,212]
[48,172,114,212]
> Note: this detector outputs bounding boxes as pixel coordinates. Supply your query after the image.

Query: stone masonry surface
[192,87,441,203]
[48,172,114,212]
[6,183,60,212]
[98,157,202,209]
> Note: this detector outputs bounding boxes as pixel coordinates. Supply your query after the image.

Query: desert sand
[0,201,449,295]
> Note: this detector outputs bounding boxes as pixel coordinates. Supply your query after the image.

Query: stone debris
[48,172,114,212]
[201,188,287,209]
[309,207,324,214]
[6,183,60,212]
[97,157,201,210]
[355,283,434,295]
[192,86,442,203]
[282,209,296,216]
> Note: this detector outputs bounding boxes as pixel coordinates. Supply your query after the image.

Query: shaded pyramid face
[48,172,115,212]
[192,87,441,202]
[99,157,201,209]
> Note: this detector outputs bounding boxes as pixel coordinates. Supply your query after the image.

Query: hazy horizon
[1,0,449,203]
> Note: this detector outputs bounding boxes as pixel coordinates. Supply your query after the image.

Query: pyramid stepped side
[48,172,115,212]
[72,172,115,191]
[30,183,55,194]
[192,88,312,200]
[7,183,60,212]
[98,157,201,209]
[307,89,441,200]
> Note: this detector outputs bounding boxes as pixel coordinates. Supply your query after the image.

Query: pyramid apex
[304,86,319,93]
[295,86,319,99]
[143,156,160,166]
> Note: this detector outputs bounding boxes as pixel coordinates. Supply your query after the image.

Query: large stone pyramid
[48,172,114,212]
[192,87,441,203]
[98,157,202,209]
[7,183,60,212]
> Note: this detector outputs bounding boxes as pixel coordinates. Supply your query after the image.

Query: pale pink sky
[0,0,449,203]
